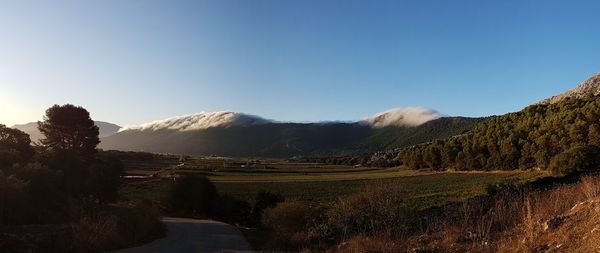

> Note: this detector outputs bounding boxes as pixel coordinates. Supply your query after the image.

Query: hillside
[543,72,600,104]
[394,71,600,171]
[100,115,481,157]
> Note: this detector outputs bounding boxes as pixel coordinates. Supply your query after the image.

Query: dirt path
[112,217,255,253]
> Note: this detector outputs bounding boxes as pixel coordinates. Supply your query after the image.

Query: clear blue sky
[2,0,600,126]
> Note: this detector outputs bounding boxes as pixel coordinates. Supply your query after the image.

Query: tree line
[397,96,600,175]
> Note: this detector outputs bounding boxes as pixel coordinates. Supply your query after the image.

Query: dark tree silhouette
[0,124,34,167]
[167,175,218,218]
[38,104,100,155]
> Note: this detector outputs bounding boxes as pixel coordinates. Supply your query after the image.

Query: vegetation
[166,175,218,218]
[549,145,600,176]
[0,104,163,253]
[252,174,600,252]
[100,117,482,158]
[398,96,600,174]
[120,166,546,210]
[38,104,100,155]
[0,125,34,167]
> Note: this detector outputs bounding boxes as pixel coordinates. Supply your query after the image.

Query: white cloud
[121,111,271,131]
[361,107,443,128]
[120,108,443,132]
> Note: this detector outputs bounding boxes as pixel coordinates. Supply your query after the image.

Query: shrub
[71,202,165,253]
[44,151,90,198]
[263,201,312,248]
[252,191,284,226]
[0,171,32,225]
[87,157,123,203]
[549,145,600,176]
[13,163,69,224]
[166,175,217,218]
[580,175,600,199]
[326,185,416,240]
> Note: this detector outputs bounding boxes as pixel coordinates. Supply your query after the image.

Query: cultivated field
[119,155,549,210]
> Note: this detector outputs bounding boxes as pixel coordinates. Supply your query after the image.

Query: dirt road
[112,217,254,253]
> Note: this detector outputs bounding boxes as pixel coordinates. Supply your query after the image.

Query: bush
[252,191,284,226]
[166,175,217,218]
[549,145,600,176]
[41,151,123,203]
[71,202,165,253]
[262,201,312,248]
[326,185,416,240]
[87,157,123,203]
[13,163,69,224]
[0,171,32,225]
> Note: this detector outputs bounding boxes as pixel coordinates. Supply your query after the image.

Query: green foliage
[401,96,600,171]
[0,124,34,167]
[38,104,100,155]
[549,145,600,176]
[166,175,218,218]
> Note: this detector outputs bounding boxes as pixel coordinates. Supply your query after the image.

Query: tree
[549,145,600,176]
[38,104,99,155]
[0,124,34,167]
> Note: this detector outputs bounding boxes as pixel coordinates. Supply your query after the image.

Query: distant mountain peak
[542,72,600,104]
[120,111,271,132]
[12,121,121,141]
[361,107,443,128]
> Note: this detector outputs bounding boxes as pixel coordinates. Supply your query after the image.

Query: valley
[117,154,548,209]
[3,2,600,251]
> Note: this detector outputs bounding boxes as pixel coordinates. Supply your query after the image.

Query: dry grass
[406,175,600,253]
[580,175,600,199]
[328,175,600,253]
[330,236,406,253]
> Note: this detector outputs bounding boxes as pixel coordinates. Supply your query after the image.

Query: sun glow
[0,94,37,127]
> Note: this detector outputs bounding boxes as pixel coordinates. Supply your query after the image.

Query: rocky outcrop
[542,72,600,104]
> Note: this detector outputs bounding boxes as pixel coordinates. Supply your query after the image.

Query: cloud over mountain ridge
[121,111,271,132]
[121,107,443,132]
[361,107,443,128]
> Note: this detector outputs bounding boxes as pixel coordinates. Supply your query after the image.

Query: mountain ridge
[542,72,600,104]
[13,121,121,142]
[100,116,482,157]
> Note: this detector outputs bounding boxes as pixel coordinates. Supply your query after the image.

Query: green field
[119,156,549,210]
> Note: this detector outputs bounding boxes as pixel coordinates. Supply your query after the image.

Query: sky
[2,0,600,127]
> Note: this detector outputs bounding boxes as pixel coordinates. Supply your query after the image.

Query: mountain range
[13,121,121,143]
[99,109,481,157]
[14,71,600,158]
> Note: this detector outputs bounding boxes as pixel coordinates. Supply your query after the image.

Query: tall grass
[327,175,600,252]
